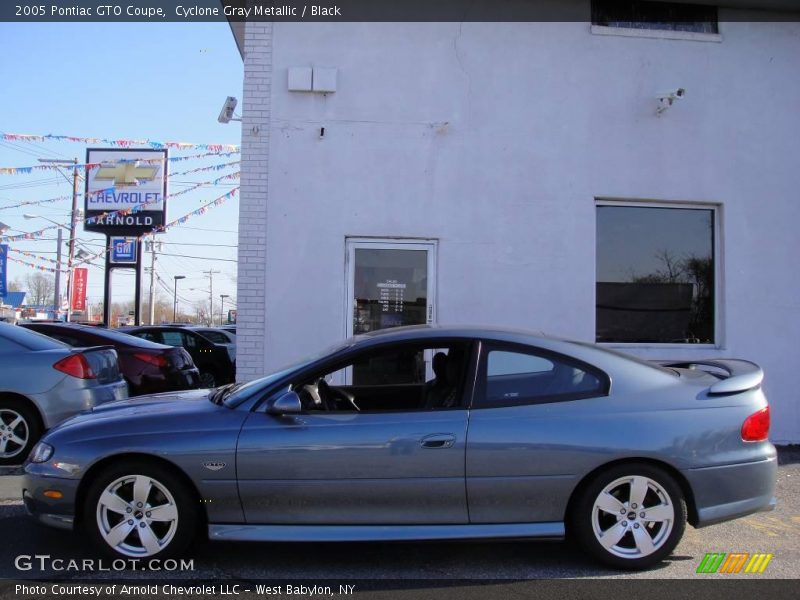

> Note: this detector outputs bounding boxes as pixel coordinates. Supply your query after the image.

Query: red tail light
[741,406,770,442]
[53,354,96,379]
[133,352,169,368]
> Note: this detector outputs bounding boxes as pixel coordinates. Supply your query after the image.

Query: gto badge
[203,461,227,471]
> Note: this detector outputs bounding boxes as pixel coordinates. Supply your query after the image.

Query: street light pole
[173,275,185,322]
[220,294,229,326]
[24,213,67,319]
[53,228,63,314]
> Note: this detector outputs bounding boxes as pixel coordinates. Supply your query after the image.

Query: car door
[236,341,474,525]
[465,342,609,524]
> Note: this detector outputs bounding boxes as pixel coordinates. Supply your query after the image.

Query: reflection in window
[591,0,719,34]
[353,249,428,335]
[596,204,715,344]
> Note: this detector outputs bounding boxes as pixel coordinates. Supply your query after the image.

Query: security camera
[656,88,686,115]
[218,96,240,124]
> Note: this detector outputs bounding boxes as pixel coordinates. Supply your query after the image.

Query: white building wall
[236,20,272,381]
[239,17,800,441]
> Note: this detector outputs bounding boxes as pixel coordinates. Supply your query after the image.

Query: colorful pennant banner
[9,248,62,266]
[171,160,240,177]
[7,255,62,273]
[0,151,240,176]
[3,224,60,242]
[2,132,239,153]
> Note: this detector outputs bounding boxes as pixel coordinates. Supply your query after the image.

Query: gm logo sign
[110,237,138,264]
[697,552,773,574]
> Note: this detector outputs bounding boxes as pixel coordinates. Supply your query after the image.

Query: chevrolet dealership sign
[84,148,168,235]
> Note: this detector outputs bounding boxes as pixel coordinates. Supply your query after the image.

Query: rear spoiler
[655,359,764,395]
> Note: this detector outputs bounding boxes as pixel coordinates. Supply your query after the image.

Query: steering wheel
[315,378,338,412]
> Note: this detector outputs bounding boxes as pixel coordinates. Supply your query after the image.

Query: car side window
[479,345,605,407]
[201,331,228,344]
[291,342,473,413]
[181,332,199,349]
[135,331,161,343]
[160,331,184,347]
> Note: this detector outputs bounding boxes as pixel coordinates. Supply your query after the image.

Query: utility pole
[53,228,63,315]
[68,157,78,322]
[203,269,220,326]
[36,158,79,321]
[220,294,229,325]
[145,239,161,324]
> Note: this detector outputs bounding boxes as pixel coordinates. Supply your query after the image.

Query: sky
[0,22,243,321]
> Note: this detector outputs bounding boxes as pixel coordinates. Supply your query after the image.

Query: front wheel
[571,463,687,570]
[84,462,197,559]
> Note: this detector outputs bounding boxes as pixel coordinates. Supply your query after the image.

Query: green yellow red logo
[697,553,773,574]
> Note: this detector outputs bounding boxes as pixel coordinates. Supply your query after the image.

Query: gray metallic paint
[0,324,128,429]
[23,326,777,544]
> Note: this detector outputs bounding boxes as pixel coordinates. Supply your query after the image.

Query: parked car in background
[188,326,236,363]
[23,326,775,568]
[0,322,127,465]
[20,323,200,397]
[118,326,235,388]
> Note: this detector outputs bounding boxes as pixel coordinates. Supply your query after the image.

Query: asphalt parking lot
[0,448,796,585]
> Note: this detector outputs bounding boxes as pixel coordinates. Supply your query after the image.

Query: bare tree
[24,273,56,306]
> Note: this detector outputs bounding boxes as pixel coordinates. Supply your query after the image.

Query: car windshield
[221,338,358,407]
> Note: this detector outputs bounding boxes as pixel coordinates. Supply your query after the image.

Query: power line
[160,252,237,262]
[158,241,239,248]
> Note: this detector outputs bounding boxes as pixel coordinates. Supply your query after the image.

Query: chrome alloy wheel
[591,475,675,560]
[96,474,179,558]
[0,409,29,459]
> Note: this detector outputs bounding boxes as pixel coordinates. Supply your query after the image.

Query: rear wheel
[84,462,197,559]
[0,399,41,465]
[571,463,687,569]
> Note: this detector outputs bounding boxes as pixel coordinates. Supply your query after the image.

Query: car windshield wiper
[209,383,237,405]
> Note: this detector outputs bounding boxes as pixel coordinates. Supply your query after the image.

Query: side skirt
[208,522,565,543]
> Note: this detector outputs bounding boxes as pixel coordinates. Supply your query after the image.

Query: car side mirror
[266,390,302,415]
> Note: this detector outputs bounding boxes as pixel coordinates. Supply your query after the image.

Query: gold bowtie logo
[95,161,159,186]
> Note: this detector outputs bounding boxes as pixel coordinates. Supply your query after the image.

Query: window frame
[595,198,723,350]
[472,341,610,410]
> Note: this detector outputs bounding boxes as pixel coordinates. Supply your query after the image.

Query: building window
[596,203,716,344]
[591,0,719,34]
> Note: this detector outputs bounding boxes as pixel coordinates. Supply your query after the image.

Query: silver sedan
[0,322,127,464]
[23,326,775,569]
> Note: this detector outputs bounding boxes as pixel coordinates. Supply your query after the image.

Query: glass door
[345,239,437,384]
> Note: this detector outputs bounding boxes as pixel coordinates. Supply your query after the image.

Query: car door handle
[420,434,456,449]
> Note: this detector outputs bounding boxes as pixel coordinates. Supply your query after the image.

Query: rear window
[0,323,70,351]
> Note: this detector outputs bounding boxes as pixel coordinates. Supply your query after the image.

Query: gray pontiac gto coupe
[23,326,776,569]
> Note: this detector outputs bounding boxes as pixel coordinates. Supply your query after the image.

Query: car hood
[51,388,218,432]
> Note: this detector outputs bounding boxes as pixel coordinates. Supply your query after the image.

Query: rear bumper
[684,455,777,528]
[134,368,200,395]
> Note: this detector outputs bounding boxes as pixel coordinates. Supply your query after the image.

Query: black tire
[0,398,41,466]
[570,463,687,570]
[83,461,198,560]
[199,371,217,388]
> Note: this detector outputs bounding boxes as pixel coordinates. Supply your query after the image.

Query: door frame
[344,237,438,340]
